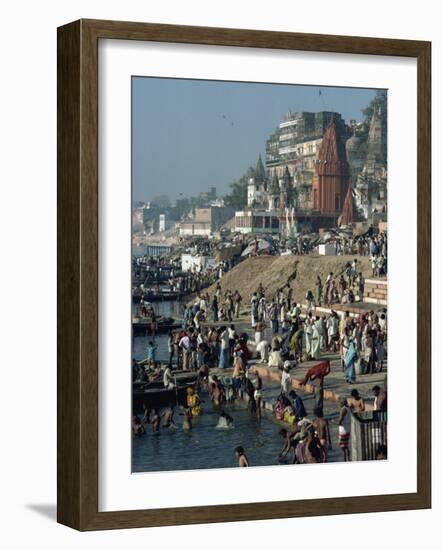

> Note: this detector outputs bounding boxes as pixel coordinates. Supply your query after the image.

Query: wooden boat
[132,316,181,336]
[132,379,197,412]
[132,289,183,303]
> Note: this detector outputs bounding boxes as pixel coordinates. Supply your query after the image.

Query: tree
[223,166,255,209]
[170,197,191,220]
[362,90,387,127]
[150,194,171,210]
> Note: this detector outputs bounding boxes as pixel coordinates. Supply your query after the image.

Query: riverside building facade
[236,101,387,237]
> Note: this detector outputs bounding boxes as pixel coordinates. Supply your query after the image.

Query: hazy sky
[132,77,378,202]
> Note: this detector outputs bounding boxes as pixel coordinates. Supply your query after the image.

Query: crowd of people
[133,270,388,398]
[132,230,388,467]
[271,375,387,464]
[279,229,388,264]
[330,231,388,264]
[133,256,239,304]
[243,280,387,382]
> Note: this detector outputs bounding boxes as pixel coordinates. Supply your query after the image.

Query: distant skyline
[132,77,379,202]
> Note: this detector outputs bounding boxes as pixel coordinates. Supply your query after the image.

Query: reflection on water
[132,300,183,362]
[132,402,283,472]
[132,299,184,319]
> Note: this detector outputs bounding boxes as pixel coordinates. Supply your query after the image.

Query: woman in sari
[218,327,230,369]
[327,279,335,305]
[290,326,303,361]
[340,327,350,371]
[186,387,202,416]
[344,339,357,384]
[310,317,321,360]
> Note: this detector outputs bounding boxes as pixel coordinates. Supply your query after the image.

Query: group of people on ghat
[312,261,365,307]
[331,230,387,261]
[246,279,387,383]
[273,370,387,464]
[132,239,388,466]
[285,229,387,261]
[180,284,243,327]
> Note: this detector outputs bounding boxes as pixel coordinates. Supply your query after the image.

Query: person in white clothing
[310,317,322,360]
[163,365,174,389]
[256,340,270,363]
[304,313,314,356]
[281,363,292,395]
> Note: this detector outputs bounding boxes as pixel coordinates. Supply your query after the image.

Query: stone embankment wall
[364,278,387,305]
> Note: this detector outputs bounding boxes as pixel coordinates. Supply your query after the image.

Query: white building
[247,177,265,207]
[159,214,166,232]
[181,254,217,273]
[234,210,279,234]
[318,243,337,256]
[179,206,234,238]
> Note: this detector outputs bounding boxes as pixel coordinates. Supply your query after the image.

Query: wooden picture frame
[57,18,431,531]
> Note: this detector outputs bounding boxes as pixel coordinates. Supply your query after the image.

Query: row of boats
[132,287,183,303]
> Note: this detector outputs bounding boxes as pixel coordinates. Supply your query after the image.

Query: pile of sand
[202,254,372,305]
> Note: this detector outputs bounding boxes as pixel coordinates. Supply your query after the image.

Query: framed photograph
[57,19,431,530]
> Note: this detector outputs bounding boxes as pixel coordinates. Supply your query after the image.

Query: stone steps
[364,278,387,305]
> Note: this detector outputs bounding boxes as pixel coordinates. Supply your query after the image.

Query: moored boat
[132,376,198,412]
[132,315,181,335]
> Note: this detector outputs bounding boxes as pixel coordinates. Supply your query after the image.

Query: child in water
[234,446,249,467]
[132,416,145,437]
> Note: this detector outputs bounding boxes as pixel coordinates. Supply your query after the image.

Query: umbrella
[241,239,271,256]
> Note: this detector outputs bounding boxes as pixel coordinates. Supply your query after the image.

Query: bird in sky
[221,114,235,127]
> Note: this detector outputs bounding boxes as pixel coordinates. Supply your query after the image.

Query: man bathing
[312,407,332,462]
[234,446,249,467]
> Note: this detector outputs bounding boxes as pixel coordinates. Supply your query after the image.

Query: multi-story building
[238,104,387,235]
[179,206,235,238]
[266,111,348,185]
[198,186,217,205]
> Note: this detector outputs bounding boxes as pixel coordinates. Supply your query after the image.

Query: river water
[132,400,284,472]
[132,299,343,471]
[132,299,183,362]
[132,299,288,472]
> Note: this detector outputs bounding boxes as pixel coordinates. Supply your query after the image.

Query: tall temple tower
[364,106,387,178]
[338,185,356,226]
[312,118,349,215]
[254,154,266,185]
[279,166,292,209]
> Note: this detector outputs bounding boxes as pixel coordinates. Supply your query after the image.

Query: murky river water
[132,300,183,362]
[132,299,343,471]
[132,401,285,472]
[132,299,288,472]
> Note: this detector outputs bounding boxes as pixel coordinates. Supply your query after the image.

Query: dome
[345,134,363,153]
[346,134,367,166]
